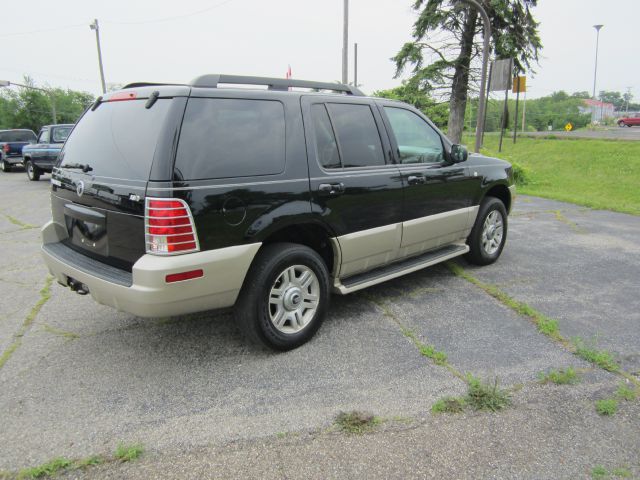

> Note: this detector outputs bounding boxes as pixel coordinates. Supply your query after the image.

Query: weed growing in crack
[538,367,580,385]
[573,338,620,372]
[431,397,466,414]
[334,411,382,434]
[17,457,71,479]
[595,398,618,416]
[615,382,637,402]
[114,443,144,462]
[465,375,512,412]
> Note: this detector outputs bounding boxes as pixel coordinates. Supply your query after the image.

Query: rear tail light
[2,144,9,153]
[145,198,200,255]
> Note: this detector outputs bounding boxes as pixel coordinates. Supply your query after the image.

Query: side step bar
[333,244,469,295]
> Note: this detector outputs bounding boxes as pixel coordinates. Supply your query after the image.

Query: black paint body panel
[48,85,513,272]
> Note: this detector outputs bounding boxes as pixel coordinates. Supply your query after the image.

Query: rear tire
[25,161,41,181]
[466,196,508,266]
[1,160,11,173]
[235,242,330,351]
[618,121,626,127]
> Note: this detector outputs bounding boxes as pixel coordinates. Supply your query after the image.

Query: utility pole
[591,23,604,123]
[521,89,527,132]
[90,19,107,94]
[353,43,358,87]
[625,87,632,113]
[342,0,349,85]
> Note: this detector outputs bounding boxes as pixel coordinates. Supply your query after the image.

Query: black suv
[41,75,515,350]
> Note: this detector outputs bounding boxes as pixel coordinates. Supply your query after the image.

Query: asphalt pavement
[0,169,638,479]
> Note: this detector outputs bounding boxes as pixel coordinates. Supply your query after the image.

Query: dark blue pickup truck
[0,129,37,172]
[22,124,74,181]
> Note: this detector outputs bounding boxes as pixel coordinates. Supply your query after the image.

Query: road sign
[512,76,526,93]
[565,122,573,132]
[489,59,512,91]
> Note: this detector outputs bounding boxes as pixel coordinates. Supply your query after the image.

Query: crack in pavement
[0,276,53,370]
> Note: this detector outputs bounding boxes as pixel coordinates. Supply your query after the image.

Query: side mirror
[450,144,468,163]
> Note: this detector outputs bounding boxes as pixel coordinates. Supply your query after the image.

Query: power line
[0,23,86,38]
[0,0,238,37]
[104,0,237,25]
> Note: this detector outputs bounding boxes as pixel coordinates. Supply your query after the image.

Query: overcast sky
[1,0,637,101]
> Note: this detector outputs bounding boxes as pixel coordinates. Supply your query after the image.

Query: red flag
[285,65,292,79]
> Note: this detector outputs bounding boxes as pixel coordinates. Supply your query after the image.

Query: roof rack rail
[189,74,364,96]
[123,82,183,89]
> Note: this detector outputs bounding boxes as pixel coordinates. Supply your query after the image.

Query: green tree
[0,76,94,132]
[393,0,542,143]
[598,90,624,110]
[373,84,449,128]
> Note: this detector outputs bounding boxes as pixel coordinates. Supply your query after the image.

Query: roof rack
[189,74,364,96]
[123,82,182,89]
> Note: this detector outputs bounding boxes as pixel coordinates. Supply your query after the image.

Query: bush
[511,162,530,186]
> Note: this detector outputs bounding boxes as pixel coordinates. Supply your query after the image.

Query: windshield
[0,130,37,142]
[52,126,73,143]
[59,99,171,180]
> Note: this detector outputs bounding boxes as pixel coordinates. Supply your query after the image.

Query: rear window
[0,130,36,142]
[59,99,171,180]
[174,98,285,180]
[52,126,73,143]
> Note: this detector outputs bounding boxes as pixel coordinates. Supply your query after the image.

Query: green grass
[595,398,618,416]
[464,135,640,215]
[591,465,608,479]
[447,262,563,342]
[465,375,512,412]
[431,396,466,414]
[334,411,382,434]
[611,467,632,478]
[17,458,71,479]
[114,443,144,462]
[401,327,448,365]
[616,382,638,401]
[591,465,633,479]
[573,338,620,372]
[538,367,580,385]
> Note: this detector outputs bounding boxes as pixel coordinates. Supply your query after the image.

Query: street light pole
[592,24,603,100]
[458,0,491,153]
[90,19,107,94]
[342,0,349,85]
[0,81,56,123]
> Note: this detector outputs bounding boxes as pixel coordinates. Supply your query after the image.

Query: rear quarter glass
[174,97,285,180]
[59,99,172,180]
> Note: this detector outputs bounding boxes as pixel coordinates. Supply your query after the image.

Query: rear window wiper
[60,163,93,173]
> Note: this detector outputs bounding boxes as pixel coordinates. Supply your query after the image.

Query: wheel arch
[483,183,512,214]
[258,221,338,277]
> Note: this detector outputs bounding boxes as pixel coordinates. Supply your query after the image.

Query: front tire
[25,161,41,181]
[1,160,11,173]
[466,197,508,266]
[235,243,330,351]
[618,121,626,127]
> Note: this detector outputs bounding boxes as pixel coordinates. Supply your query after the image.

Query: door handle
[318,183,345,196]
[407,175,426,185]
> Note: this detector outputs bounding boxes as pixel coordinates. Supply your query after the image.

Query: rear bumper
[41,220,261,318]
[32,159,55,172]
[4,155,23,165]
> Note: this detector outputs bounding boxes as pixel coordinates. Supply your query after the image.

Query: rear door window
[326,103,385,168]
[52,126,73,143]
[174,98,285,180]
[59,99,172,180]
